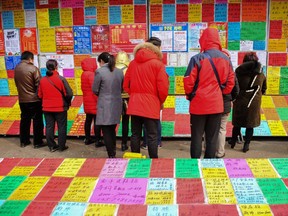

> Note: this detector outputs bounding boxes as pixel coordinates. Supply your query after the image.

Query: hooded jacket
[183,28,235,114]
[123,42,169,119]
[81,58,98,114]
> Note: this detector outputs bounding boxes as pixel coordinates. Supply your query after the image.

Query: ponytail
[98,52,115,72]
[46,59,58,76]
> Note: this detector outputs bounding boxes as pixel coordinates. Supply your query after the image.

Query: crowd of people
[14,27,266,158]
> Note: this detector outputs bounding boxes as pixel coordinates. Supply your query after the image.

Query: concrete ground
[0,136,287,159]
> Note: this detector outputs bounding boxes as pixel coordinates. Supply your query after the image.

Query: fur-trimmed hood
[133,42,162,63]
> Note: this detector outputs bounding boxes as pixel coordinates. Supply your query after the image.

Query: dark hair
[146,36,162,47]
[243,52,259,63]
[46,59,58,76]
[98,52,115,72]
[21,51,34,60]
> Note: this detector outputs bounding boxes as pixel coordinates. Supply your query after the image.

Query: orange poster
[0,30,5,56]
[20,28,38,55]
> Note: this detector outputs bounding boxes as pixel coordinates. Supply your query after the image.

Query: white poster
[4,29,21,55]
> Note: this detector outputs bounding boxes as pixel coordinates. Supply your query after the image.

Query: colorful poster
[38,28,56,53]
[122,5,134,24]
[49,9,60,27]
[91,25,110,53]
[36,0,59,9]
[2,0,23,10]
[188,22,208,51]
[0,30,5,56]
[20,28,38,54]
[110,24,146,53]
[36,9,50,29]
[4,29,21,56]
[56,27,74,54]
[60,8,73,26]
[85,7,97,25]
[134,5,146,23]
[73,26,92,54]
[61,0,84,8]
[188,4,201,23]
[73,8,84,26]
[14,10,25,28]
[97,6,109,25]
[25,10,37,27]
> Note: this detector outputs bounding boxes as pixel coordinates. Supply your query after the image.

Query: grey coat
[92,64,123,125]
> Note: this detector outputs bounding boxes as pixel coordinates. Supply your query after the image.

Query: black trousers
[130,115,158,158]
[190,113,222,158]
[101,124,117,157]
[121,113,130,145]
[232,126,254,144]
[44,111,67,149]
[84,114,102,141]
[19,101,44,145]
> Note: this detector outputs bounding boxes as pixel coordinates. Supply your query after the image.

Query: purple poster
[99,159,128,178]
[224,159,254,178]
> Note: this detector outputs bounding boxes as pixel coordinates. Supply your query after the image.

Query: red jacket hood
[133,42,162,63]
[199,27,222,52]
[81,58,97,72]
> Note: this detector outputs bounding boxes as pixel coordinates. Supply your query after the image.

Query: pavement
[0,136,287,159]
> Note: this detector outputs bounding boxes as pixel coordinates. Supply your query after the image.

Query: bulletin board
[0,0,287,137]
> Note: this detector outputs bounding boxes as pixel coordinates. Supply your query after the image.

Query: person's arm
[222,62,235,95]
[262,75,267,95]
[183,57,199,100]
[92,70,101,96]
[34,67,41,88]
[123,64,131,95]
[157,64,169,105]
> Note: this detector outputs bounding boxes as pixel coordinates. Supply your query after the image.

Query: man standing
[123,37,169,158]
[14,51,45,148]
[183,28,235,158]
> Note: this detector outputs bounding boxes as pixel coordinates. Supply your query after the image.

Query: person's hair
[146,36,162,47]
[98,52,115,72]
[243,52,258,63]
[21,51,34,60]
[46,59,58,76]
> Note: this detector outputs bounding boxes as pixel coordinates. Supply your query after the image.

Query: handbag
[46,77,72,106]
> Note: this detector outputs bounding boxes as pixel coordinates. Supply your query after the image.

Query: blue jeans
[143,120,161,146]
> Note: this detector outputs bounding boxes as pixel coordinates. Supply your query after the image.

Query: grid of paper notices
[0,158,288,215]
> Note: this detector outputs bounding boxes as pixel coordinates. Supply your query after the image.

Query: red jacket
[123,42,169,119]
[81,58,98,114]
[38,71,73,112]
[183,28,235,115]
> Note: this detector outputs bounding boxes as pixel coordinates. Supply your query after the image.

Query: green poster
[174,67,187,76]
[240,22,266,41]
[125,159,151,178]
[169,76,175,94]
[270,158,288,177]
[280,67,288,94]
[175,158,200,178]
[0,200,30,216]
[161,121,175,137]
[0,176,27,200]
[49,9,60,27]
[257,178,288,204]
[276,108,288,121]
[228,41,240,50]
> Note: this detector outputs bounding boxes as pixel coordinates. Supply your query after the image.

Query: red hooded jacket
[123,42,169,119]
[81,58,98,114]
[183,28,235,114]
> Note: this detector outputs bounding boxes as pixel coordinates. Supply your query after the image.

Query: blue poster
[163,4,176,24]
[23,0,35,9]
[5,56,21,70]
[109,6,121,24]
[228,22,240,40]
[253,41,266,50]
[85,7,97,25]
[0,79,9,96]
[2,11,14,29]
[134,0,146,4]
[215,4,227,22]
[73,26,91,54]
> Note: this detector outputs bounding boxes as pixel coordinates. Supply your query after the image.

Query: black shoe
[84,138,95,145]
[243,143,250,153]
[121,143,128,151]
[216,153,225,159]
[49,145,59,152]
[95,140,105,148]
[59,146,69,152]
[20,141,31,148]
[34,143,47,149]
[109,155,115,158]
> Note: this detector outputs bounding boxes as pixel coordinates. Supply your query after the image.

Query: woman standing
[92,52,123,158]
[38,59,73,152]
[230,52,267,152]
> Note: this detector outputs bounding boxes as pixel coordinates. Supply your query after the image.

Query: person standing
[115,51,130,151]
[38,59,73,152]
[123,37,169,158]
[92,52,123,158]
[183,28,235,159]
[81,57,104,148]
[14,51,45,148]
[230,52,267,153]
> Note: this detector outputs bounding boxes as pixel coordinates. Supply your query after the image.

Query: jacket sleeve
[92,71,101,96]
[157,64,169,104]
[37,80,43,99]
[183,57,198,99]
[231,76,239,101]
[222,62,235,95]
[123,65,131,94]
[62,78,73,99]
[261,75,267,95]
[34,67,41,88]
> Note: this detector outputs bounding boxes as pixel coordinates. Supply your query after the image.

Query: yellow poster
[205,178,237,204]
[189,4,201,23]
[8,177,49,200]
[39,28,56,53]
[53,158,85,177]
[164,96,175,108]
[74,68,83,78]
[8,166,36,176]
[267,120,287,136]
[266,67,280,95]
[146,191,174,205]
[68,107,80,121]
[239,204,272,216]
[8,79,18,96]
[270,1,288,20]
[76,78,83,95]
[150,0,162,3]
[0,57,6,70]
[0,70,7,78]
[282,20,288,39]
[61,177,97,202]
[202,168,228,178]
[246,159,279,178]
[175,76,185,94]
[85,204,117,216]
[268,39,287,52]
[97,6,109,25]
[261,95,275,108]
[122,5,134,24]
[97,0,108,6]
[36,9,49,29]
[0,108,11,120]
[85,0,97,7]
[14,10,25,28]
[60,8,73,26]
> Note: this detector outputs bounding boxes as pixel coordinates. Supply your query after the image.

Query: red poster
[150,158,174,178]
[202,4,214,22]
[179,205,239,216]
[36,0,58,9]
[76,158,106,177]
[0,158,22,175]
[268,53,287,66]
[18,158,43,166]
[177,179,205,203]
[242,2,266,22]
[0,29,5,56]
[117,205,147,216]
[22,202,58,216]
[238,52,249,64]
[109,0,133,5]
[176,4,189,22]
[2,0,22,10]
[91,25,110,53]
[73,8,84,26]
[270,205,288,216]
[164,0,175,3]
[150,4,163,23]
[228,3,240,22]
[174,114,190,135]
[110,24,147,53]
[56,27,74,54]
[20,28,38,55]
[30,158,64,176]
[269,20,282,39]
[134,5,147,23]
